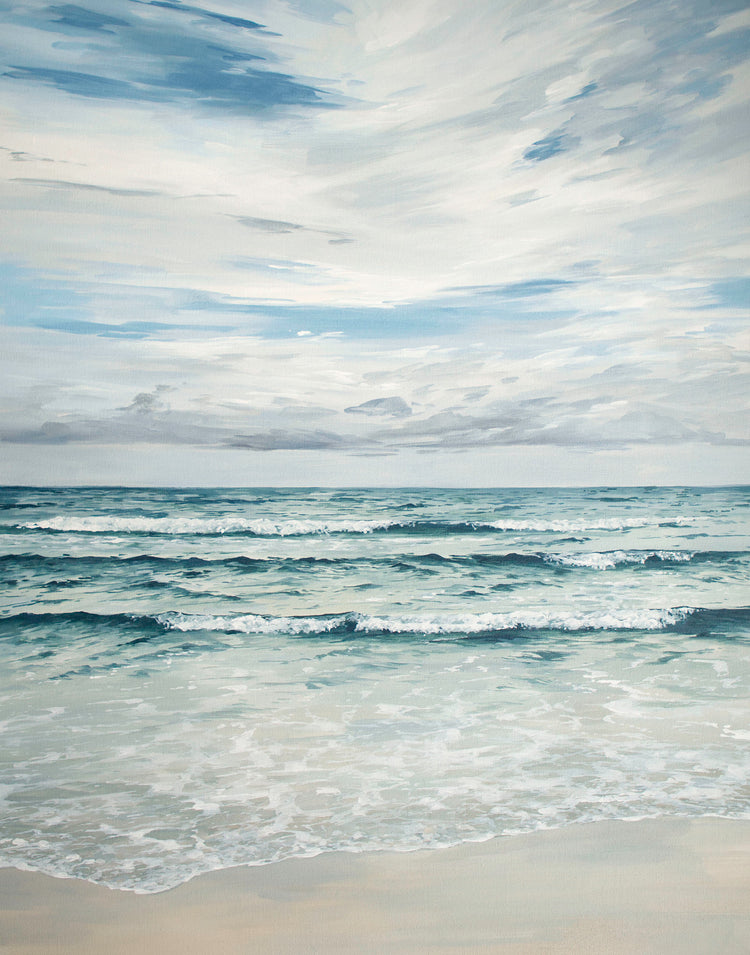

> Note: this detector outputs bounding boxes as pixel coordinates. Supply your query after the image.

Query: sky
[0,0,748,486]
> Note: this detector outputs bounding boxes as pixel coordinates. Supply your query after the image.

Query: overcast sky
[1,0,748,486]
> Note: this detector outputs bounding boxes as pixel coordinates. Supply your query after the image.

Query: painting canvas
[1,1,748,951]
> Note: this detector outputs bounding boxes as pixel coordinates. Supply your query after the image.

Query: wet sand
[1,818,748,954]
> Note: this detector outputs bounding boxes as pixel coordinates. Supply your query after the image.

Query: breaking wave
[154,607,701,635]
[14,514,695,536]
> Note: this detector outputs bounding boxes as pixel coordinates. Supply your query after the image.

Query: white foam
[548,550,694,569]
[157,612,343,634]
[352,608,694,633]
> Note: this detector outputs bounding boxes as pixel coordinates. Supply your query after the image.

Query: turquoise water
[1,485,748,891]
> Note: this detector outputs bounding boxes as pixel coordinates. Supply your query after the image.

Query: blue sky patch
[0,262,95,328]
[447,280,575,299]
[4,66,142,100]
[48,4,130,33]
[140,2,266,33]
[707,278,750,310]
[523,131,579,162]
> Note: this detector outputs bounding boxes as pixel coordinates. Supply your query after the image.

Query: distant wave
[388,549,708,570]
[1,550,739,577]
[458,550,704,569]
[14,514,695,536]
[480,517,680,531]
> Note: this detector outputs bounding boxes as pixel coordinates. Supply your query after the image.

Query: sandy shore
[1,818,748,954]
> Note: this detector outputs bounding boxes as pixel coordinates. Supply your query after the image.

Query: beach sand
[1,818,748,954]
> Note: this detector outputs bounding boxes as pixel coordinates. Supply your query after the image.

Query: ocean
[1,485,748,893]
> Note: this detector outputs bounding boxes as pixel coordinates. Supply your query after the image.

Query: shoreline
[1,817,748,954]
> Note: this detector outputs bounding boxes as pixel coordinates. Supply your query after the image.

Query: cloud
[344,396,412,417]
[118,388,172,415]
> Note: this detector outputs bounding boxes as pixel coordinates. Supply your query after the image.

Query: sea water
[0,485,748,892]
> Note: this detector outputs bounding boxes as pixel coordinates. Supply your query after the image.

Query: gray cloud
[344,396,412,418]
[2,412,227,447]
[12,178,165,197]
[118,387,172,415]
[227,429,364,451]
[0,145,57,163]
[232,215,352,245]
[234,216,307,234]
[2,376,746,454]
